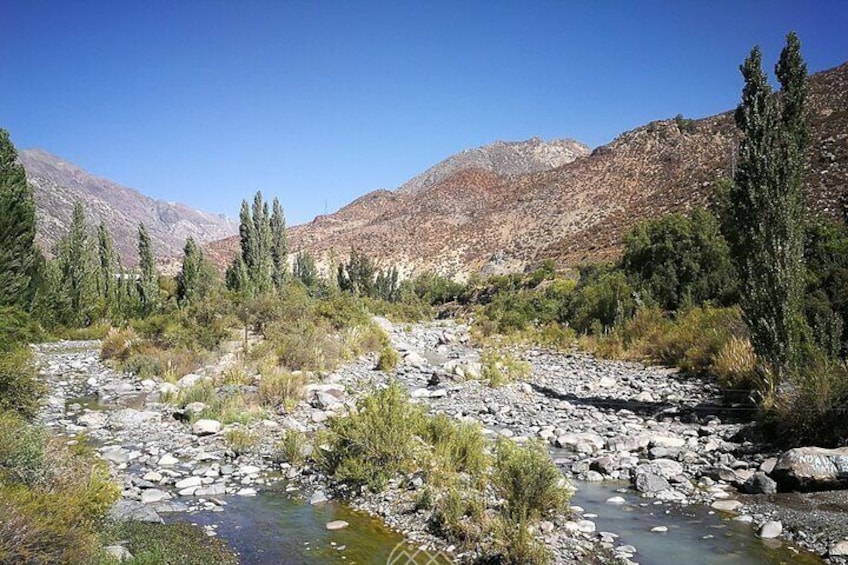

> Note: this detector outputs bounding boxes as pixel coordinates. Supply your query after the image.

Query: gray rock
[195,484,226,497]
[177,373,210,388]
[192,419,222,436]
[175,476,203,489]
[104,545,134,561]
[108,499,163,523]
[759,520,782,539]
[741,472,778,495]
[140,489,171,504]
[310,490,329,505]
[326,520,349,530]
[634,471,670,494]
[829,540,848,557]
[771,447,848,491]
[108,409,162,429]
[711,499,743,512]
[78,411,107,428]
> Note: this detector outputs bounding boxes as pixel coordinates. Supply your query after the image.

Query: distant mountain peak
[395,137,589,196]
[20,149,237,265]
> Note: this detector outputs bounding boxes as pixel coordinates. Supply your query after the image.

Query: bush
[376,345,400,373]
[713,336,758,389]
[567,269,636,334]
[766,355,848,447]
[492,439,571,523]
[101,327,139,361]
[258,363,306,412]
[276,430,307,467]
[224,428,257,456]
[423,414,488,485]
[317,381,424,491]
[0,346,43,420]
[480,350,531,388]
[491,516,552,565]
[0,416,119,565]
[0,411,46,486]
[0,306,42,353]
[432,487,488,547]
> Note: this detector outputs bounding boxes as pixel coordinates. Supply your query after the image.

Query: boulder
[741,472,778,495]
[634,471,670,494]
[108,499,163,523]
[104,545,133,562]
[711,499,743,512]
[829,540,848,557]
[326,520,349,531]
[759,520,782,539]
[192,419,222,436]
[140,489,170,504]
[771,447,848,491]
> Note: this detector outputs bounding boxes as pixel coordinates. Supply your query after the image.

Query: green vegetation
[97,522,237,565]
[376,344,400,372]
[312,383,570,562]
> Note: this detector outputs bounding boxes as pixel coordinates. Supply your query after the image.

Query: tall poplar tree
[55,202,97,326]
[96,222,120,314]
[270,197,288,291]
[137,223,159,314]
[725,33,808,385]
[0,129,37,309]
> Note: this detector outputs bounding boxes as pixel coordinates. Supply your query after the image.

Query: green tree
[54,202,97,326]
[251,193,274,294]
[270,197,288,291]
[622,209,736,310]
[293,249,318,288]
[723,33,808,385]
[96,222,120,316]
[0,129,37,309]
[137,223,159,314]
[176,236,218,306]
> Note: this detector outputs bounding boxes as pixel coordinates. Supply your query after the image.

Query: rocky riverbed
[32,319,848,564]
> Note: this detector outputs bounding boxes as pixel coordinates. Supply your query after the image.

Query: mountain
[207,62,848,280]
[20,149,237,265]
[396,137,590,196]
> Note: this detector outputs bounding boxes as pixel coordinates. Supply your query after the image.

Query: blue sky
[2,1,847,226]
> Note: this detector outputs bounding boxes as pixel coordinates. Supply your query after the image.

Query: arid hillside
[208,62,848,279]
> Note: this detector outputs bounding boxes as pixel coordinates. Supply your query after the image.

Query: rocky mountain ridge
[206,61,846,280]
[21,149,237,265]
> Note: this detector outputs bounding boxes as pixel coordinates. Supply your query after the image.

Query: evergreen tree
[137,223,159,314]
[55,202,97,326]
[0,129,37,309]
[270,197,288,291]
[96,222,120,315]
[724,33,808,385]
[251,192,274,294]
[176,237,202,306]
[293,249,318,288]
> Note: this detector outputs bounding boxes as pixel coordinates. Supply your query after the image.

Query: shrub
[0,306,42,353]
[423,414,488,485]
[258,363,306,412]
[0,346,43,420]
[100,327,138,361]
[491,516,552,565]
[480,350,531,387]
[492,439,571,523]
[0,411,46,486]
[276,430,307,467]
[766,355,848,447]
[376,345,400,373]
[713,336,758,389]
[432,487,488,547]
[567,270,636,334]
[317,381,424,491]
[0,419,119,565]
[224,428,257,456]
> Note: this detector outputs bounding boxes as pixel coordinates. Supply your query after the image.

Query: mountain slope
[396,137,590,196]
[21,149,237,264]
[207,62,848,280]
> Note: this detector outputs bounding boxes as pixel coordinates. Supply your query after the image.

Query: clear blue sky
[2,1,847,226]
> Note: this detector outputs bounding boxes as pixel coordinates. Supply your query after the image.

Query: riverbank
[33,319,848,564]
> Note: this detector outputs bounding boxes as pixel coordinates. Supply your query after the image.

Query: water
[571,481,823,565]
[171,486,433,565]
